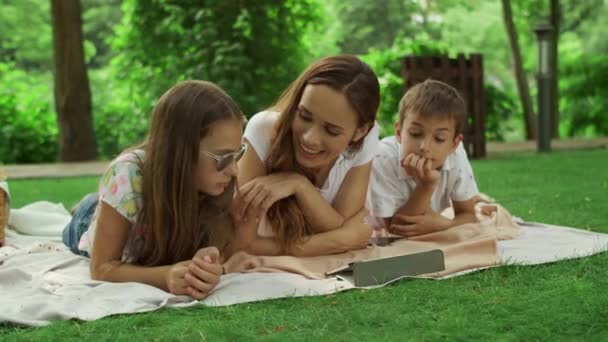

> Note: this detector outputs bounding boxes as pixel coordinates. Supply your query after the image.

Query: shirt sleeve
[243,111,276,162]
[98,153,144,223]
[351,122,380,167]
[369,147,411,219]
[450,143,480,202]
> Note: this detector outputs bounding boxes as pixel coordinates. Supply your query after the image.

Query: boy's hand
[401,153,440,185]
[389,211,452,237]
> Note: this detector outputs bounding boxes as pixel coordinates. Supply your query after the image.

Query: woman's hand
[235,173,306,220]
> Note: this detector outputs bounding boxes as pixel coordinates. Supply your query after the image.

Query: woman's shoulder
[246,110,280,132]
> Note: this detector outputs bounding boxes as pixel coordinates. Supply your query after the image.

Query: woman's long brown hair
[265,55,380,252]
[130,80,244,266]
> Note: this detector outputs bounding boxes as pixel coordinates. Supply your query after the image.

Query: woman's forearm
[294,178,345,232]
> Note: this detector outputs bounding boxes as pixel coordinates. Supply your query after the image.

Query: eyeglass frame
[200,143,248,171]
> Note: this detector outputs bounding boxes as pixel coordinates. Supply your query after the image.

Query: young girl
[236,55,381,256]
[62,80,247,299]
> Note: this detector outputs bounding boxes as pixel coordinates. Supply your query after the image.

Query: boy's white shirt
[370,136,479,226]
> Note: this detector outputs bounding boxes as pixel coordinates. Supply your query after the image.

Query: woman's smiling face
[291,84,368,171]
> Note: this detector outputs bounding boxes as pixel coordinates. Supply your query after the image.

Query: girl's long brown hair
[130,80,244,266]
[265,55,380,252]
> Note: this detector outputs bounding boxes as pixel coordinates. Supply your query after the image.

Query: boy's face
[396,112,463,170]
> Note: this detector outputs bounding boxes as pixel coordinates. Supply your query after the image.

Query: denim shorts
[62,193,99,257]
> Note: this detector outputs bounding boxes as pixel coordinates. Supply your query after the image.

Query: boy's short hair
[398,79,467,136]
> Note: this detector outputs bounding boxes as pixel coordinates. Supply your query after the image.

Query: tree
[549,0,559,138]
[111,0,324,118]
[502,0,537,140]
[51,0,96,161]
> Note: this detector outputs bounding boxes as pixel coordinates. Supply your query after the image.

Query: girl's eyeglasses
[201,143,247,171]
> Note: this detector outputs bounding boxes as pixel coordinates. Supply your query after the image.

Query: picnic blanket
[1,201,607,326]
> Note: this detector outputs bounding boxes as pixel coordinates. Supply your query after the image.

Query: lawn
[1,148,607,340]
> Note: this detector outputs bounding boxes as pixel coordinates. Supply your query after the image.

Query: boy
[370,79,479,237]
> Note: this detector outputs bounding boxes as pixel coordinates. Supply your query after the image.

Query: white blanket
[1,202,607,326]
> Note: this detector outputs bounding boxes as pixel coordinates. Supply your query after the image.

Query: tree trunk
[550,0,560,138]
[51,0,96,161]
[501,0,537,140]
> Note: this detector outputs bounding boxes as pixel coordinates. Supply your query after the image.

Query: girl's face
[196,118,244,196]
[291,84,370,172]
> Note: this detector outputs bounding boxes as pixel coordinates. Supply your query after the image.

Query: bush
[110,0,324,119]
[559,49,608,137]
[361,38,451,137]
[0,63,57,164]
[88,69,150,159]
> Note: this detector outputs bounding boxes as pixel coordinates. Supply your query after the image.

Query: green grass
[2,148,608,340]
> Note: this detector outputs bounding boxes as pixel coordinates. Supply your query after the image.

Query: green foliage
[361,38,451,137]
[110,0,324,120]
[88,69,150,159]
[82,0,123,67]
[0,0,51,69]
[484,83,519,141]
[0,63,57,163]
[559,38,608,137]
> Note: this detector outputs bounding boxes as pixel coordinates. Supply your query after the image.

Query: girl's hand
[166,261,198,297]
[401,153,440,185]
[183,255,222,299]
[165,247,223,300]
[235,173,306,220]
[389,211,452,237]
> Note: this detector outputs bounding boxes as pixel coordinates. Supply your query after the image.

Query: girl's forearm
[90,260,171,291]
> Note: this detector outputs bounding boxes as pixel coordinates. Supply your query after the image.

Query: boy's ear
[353,122,372,143]
[451,134,464,153]
[395,121,402,142]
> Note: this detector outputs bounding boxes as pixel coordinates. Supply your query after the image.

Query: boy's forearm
[447,211,478,228]
[393,182,436,218]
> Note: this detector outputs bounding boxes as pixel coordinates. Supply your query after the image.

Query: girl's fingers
[192,257,223,278]
[184,273,215,293]
[186,286,209,300]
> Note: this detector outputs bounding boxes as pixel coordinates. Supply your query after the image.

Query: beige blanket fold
[224,203,522,279]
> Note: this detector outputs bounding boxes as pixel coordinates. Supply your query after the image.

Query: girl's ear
[352,122,372,143]
[451,134,464,153]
